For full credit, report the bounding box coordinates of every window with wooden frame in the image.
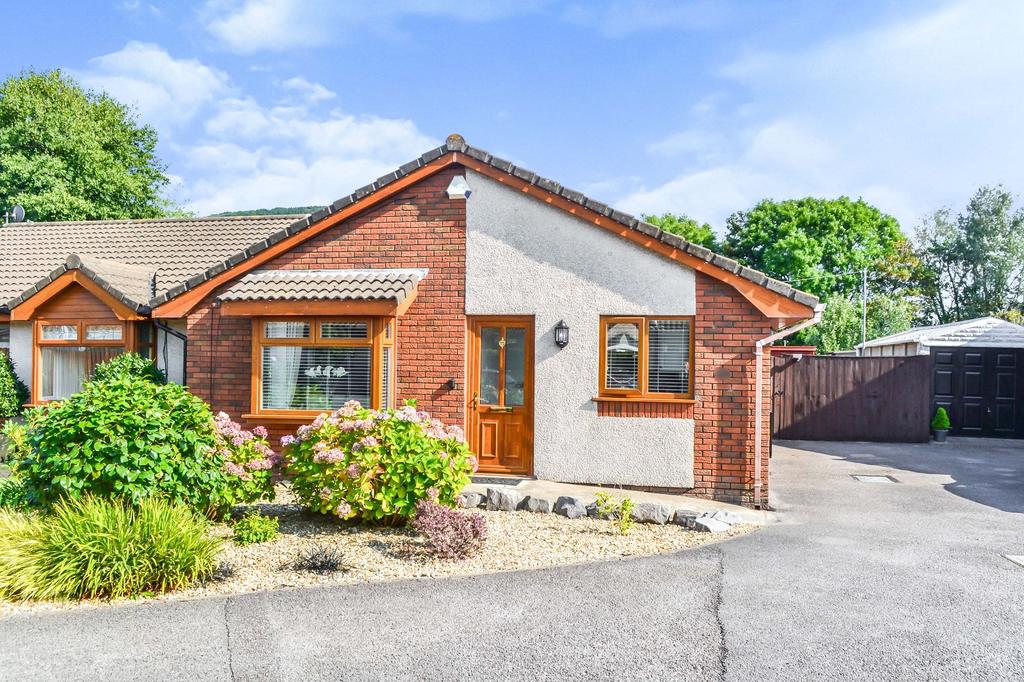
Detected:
[598,316,694,400]
[251,317,395,418]
[35,320,127,401]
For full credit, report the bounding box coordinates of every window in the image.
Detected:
[36,320,126,401]
[599,316,693,399]
[254,317,395,415]
[0,323,9,349]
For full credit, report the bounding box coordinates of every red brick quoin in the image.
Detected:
[184,167,467,445]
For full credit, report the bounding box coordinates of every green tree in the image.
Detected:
[801,293,917,353]
[915,186,1024,323]
[723,197,916,300]
[643,213,719,251]
[0,70,170,222]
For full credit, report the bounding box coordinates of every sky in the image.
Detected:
[3,0,1022,234]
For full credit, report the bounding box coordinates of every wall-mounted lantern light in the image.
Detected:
[554,320,570,348]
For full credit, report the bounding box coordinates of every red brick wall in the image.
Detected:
[596,400,694,418]
[185,167,467,444]
[692,273,774,506]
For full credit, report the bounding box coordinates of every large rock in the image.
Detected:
[554,496,588,519]
[671,509,699,528]
[708,510,742,526]
[459,493,485,509]
[630,502,672,524]
[694,516,732,533]
[486,487,521,512]
[520,496,553,513]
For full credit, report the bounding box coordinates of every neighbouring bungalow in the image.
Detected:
[0,135,820,506]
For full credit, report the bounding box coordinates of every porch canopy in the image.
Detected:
[217,268,427,316]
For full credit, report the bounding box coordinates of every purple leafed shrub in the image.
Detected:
[411,494,487,560]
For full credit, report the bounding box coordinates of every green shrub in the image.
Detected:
[0,496,220,601]
[0,353,28,418]
[931,407,951,431]
[1,420,30,463]
[91,352,166,384]
[16,376,279,516]
[232,510,278,545]
[595,491,636,535]
[285,401,476,524]
[0,476,31,510]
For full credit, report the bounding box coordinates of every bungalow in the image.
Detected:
[0,135,820,506]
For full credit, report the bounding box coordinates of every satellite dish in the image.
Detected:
[11,205,24,222]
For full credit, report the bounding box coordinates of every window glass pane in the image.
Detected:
[41,347,121,400]
[381,346,391,409]
[605,321,639,390]
[479,327,501,405]
[136,323,153,344]
[42,324,78,341]
[384,320,393,340]
[262,346,372,410]
[0,323,9,344]
[504,327,526,407]
[320,321,368,339]
[264,321,310,339]
[86,325,123,341]
[648,319,691,394]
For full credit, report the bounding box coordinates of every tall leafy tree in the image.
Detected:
[643,213,719,251]
[915,186,1024,323]
[0,70,170,222]
[801,293,917,353]
[723,197,916,300]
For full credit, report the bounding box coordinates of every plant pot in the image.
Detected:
[933,429,948,443]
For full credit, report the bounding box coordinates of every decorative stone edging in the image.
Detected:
[458,488,745,534]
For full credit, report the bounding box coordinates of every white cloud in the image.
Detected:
[76,42,230,134]
[620,0,1024,231]
[202,0,544,53]
[281,76,336,104]
[179,96,438,214]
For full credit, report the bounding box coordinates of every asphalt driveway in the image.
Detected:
[1,438,1022,681]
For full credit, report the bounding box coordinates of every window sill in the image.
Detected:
[241,412,325,423]
[591,396,697,405]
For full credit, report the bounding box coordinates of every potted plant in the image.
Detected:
[931,407,951,442]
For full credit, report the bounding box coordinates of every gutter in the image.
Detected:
[752,303,824,508]
[153,320,187,385]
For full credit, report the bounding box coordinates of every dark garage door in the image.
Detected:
[932,348,1024,438]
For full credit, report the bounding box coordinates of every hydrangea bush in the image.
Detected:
[285,401,477,524]
[12,373,279,516]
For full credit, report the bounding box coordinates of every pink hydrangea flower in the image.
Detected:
[253,425,268,439]
[334,501,352,518]
[281,434,297,447]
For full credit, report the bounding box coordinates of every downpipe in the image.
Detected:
[752,304,824,508]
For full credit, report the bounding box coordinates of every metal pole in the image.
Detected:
[861,267,868,355]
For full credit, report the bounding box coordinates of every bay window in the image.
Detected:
[599,316,693,400]
[253,317,395,416]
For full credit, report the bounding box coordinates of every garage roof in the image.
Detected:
[859,316,1024,350]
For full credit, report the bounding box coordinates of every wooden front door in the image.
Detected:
[467,316,534,475]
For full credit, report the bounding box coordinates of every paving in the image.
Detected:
[1,438,1022,680]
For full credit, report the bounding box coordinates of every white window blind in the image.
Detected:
[647,319,690,394]
[320,321,368,339]
[262,346,372,410]
[381,346,391,409]
[264,321,310,339]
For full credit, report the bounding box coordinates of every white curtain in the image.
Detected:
[263,346,303,409]
[42,348,85,400]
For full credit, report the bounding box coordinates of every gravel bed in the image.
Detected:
[0,485,754,617]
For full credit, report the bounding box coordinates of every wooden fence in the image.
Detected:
[772,354,931,442]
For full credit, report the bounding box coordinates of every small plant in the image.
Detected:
[0,476,31,510]
[595,491,636,535]
[91,352,166,384]
[232,510,279,545]
[285,400,476,524]
[0,496,221,601]
[411,493,487,560]
[1,420,30,463]
[294,544,345,574]
[0,353,28,418]
[931,407,951,431]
